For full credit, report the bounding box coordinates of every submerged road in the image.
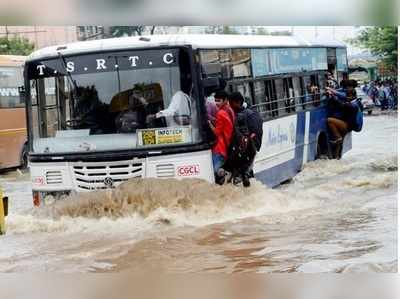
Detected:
[0,112,397,273]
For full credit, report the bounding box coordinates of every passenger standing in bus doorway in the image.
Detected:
[208,90,235,185]
[226,92,263,187]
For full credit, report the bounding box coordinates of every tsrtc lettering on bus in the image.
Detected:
[34,52,175,76]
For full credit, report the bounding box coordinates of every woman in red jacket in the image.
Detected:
[208,90,235,184]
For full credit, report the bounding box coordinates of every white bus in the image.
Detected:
[23,35,350,206]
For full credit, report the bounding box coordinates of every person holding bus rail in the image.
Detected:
[226,92,263,187]
[208,90,235,184]
[326,80,359,159]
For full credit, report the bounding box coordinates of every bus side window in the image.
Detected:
[298,76,307,110]
[292,77,304,111]
[319,72,328,105]
[234,82,253,107]
[248,81,255,106]
[265,80,278,118]
[218,49,232,79]
[231,49,251,78]
[283,77,295,114]
[37,78,58,138]
[199,50,221,78]
[275,78,285,117]
[199,49,233,79]
[253,80,267,118]
[0,67,24,109]
[310,74,321,106]
[303,75,312,109]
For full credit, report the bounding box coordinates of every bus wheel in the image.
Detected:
[316,133,329,160]
[20,144,28,169]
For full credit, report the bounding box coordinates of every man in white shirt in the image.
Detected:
[154,90,192,127]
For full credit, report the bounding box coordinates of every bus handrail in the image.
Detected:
[251,92,326,108]
[250,92,327,116]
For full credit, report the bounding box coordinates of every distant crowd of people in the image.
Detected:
[361,79,398,110]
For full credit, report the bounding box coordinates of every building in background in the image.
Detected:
[348,52,378,82]
[0,26,77,50]
[76,26,109,41]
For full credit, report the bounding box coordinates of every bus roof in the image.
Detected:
[27,34,347,61]
[0,55,26,67]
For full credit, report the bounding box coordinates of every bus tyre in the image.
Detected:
[20,144,28,169]
[0,189,7,235]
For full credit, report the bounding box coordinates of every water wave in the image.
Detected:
[369,156,398,172]
[6,178,326,234]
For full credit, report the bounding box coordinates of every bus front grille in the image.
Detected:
[156,163,175,178]
[72,160,144,191]
[46,171,63,185]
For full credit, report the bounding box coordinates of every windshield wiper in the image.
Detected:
[57,52,80,98]
[57,52,83,127]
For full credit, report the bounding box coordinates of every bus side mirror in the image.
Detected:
[2,197,8,217]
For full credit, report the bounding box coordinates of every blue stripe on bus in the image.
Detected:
[254,106,351,188]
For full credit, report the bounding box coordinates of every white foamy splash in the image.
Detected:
[1,115,396,273]
[6,147,397,236]
[6,177,327,235]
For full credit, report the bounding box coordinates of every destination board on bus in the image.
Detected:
[251,48,328,77]
[137,127,192,147]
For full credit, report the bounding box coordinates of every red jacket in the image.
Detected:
[212,104,235,159]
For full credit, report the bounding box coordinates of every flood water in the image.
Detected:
[0,113,397,273]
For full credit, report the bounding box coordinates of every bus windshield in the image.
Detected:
[26,47,202,154]
[0,66,24,108]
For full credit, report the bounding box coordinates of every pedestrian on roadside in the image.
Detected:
[378,82,387,110]
[367,81,379,105]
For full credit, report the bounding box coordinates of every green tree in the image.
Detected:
[205,26,239,35]
[0,36,35,55]
[205,26,221,34]
[109,26,146,37]
[255,27,269,35]
[269,30,292,36]
[222,26,239,35]
[349,26,398,71]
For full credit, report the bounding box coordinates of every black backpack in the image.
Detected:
[228,110,257,163]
